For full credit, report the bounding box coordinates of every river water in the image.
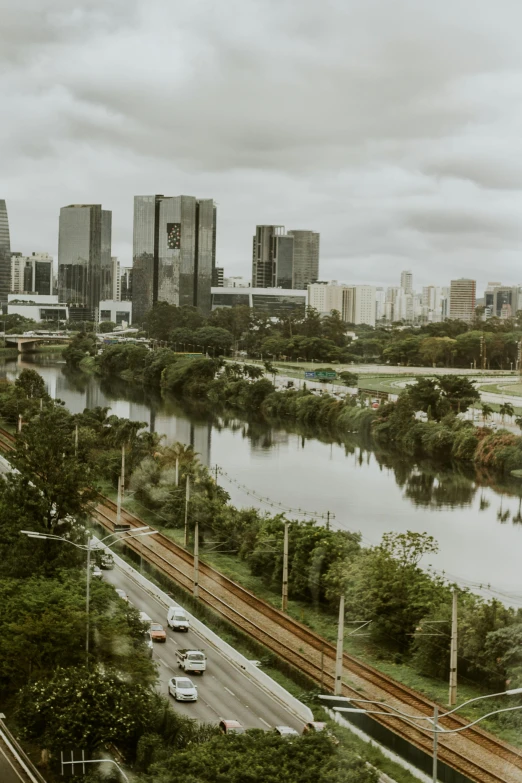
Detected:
[4,354,522,604]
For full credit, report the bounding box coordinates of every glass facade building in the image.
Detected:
[132,194,217,324]
[252,225,319,290]
[211,287,306,316]
[58,204,112,317]
[0,200,11,305]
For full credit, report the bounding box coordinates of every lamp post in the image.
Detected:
[21,526,158,666]
[321,689,522,783]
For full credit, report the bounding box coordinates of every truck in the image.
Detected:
[176,649,207,674]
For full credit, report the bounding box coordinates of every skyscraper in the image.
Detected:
[252,226,319,290]
[0,200,11,305]
[400,270,413,294]
[11,252,53,295]
[132,194,217,323]
[449,279,476,321]
[287,230,319,289]
[58,204,112,317]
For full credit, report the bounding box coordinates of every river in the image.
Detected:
[4,354,522,605]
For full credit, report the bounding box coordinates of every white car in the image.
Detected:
[91,565,103,578]
[115,588,128,602]
[167,606,190,632]
[168,676,198,702]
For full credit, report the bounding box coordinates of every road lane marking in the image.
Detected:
[224,686,235,697]
[168,637,179,646]
[259,718,271,728]
[156,657,168,667]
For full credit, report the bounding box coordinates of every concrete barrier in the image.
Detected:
[96,539,314,725]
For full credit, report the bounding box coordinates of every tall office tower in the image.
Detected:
[120,267,132,301]
[111,257,121,301]
[0,200,11,305]
[252,225,286,288]
[58,204,112,317]
[133,194,217,323]
[252,225,319,289]
[400,270,413,294]
[287,230,320,289]
[375,287,385,321]
[11,252,53,295]
[449,279,476,321]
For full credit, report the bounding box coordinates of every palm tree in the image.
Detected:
[481,403,494,425]
[515,416,522,433]
[499,402,514,425]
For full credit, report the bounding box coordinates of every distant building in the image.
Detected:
[111,257,121,301]
[11,252,53,296]
[211,286,306,316]
[0,200,11,305]
[7,293,67,323]
[307,281,343,314]
[99,299,132,326]
[400,270,413,294]
[342,285,376,327]
[132,194,217,323]
[491,286,521,319]
[252,225,319,290]
[375,287,385,321]
[58,204,112,318]
[120,267,132,301]
[223,276,250,288]
[449,279,476,321]
[213,267,224,287]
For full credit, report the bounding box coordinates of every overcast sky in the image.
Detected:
[3,0,522,292]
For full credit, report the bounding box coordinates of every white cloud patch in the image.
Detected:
[2,0,522,289]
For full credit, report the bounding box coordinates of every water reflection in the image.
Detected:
[3,354,522,594]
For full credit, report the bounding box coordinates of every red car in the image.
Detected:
[150,622,167,642]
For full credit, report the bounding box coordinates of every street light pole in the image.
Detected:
[334,594,345,695]
[193,516,199,598]
[449,589,458,706]
[282,520,289,612]
[21,527,157,667]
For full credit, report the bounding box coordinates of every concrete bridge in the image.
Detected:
[3,334,71,352]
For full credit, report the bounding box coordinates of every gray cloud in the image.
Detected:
[3,0,522,290]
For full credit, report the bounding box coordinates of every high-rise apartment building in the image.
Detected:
[11,252,53,296]
[252,225,319,290]
[58,204,112,317]
[0,200,11,305]
[111,257,121,301]
[400,270,413,294]
[307,281,343,313]
[132,194,217,323]
[342,285,376,326]
[449,279,476,321]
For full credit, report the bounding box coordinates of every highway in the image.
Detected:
[102,565,305,732]
[0,726,43,783]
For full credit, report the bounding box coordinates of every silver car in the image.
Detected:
[168,676,198,702]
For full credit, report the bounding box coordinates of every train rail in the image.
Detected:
[1,425,521,783]
[93,495,522,783]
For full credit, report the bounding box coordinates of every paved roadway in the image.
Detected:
[102,566,305,732]
[0,730,40,783]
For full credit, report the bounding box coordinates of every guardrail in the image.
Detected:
[96,538,314,726]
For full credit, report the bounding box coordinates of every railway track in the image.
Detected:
[93,495,522,783]
[1,425,521,782]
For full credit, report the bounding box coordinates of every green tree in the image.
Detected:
[499,402,515,424]
[437,375,480,413]
[406,378,443,418]
[481,403,494,424]
[14,368,48,399]
[98,320,116,333]
[339,371,358,387]
[193,326,234,355]
[18,666,159,756]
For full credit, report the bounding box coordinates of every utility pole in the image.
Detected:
[17,414,22,433]
[193,517,199,598]
[184,474,190,548]
[85,537,91,668]
[116,475,122,528]
[326,511,330,531]
[74,424,78,457]
[175,457,179,487]
[334,594,345,695]
[432,705,439,783]
[215,464,219,486]
[449,589,458,706]
[282,520,289,612]
[121,444,125,497]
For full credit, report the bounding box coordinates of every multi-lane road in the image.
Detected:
[102,565,305,733]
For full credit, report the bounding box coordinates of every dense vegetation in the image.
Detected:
[0,374,377,782]
[124,301,522,368]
